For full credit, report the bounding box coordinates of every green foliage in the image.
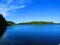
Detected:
[18,21,55,25]
[7,21,59,26]
[7,21,16,26]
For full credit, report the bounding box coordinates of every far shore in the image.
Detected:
[7,21,60,26]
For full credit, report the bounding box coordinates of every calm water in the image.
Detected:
[0,24,60,45]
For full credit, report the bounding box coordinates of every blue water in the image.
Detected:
[0,24,60,45]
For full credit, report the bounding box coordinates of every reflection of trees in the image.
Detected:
[0,14,7,37]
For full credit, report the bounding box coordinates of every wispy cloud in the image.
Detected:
[0,0,31,16]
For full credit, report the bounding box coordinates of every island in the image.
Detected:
[7,21,60,26]
[18,21,55,25]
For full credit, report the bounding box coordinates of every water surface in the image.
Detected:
[0,24,60,45]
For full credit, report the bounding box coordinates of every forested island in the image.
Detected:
[7,21,60,26]
[0,14,59,26]
[1,15,57,26]
[18,21,55,25]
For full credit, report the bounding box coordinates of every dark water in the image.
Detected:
[0,24,60,45]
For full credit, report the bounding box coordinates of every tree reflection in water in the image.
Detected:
[0,14,7,37]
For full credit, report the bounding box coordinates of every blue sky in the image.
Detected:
[0,0,60,23]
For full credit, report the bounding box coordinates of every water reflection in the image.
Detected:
[0,14,7,37]
[0,25,60,45]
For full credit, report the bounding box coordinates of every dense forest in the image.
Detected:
[7,21,16,26]
[18,21,55,25]
[6,21,60,26]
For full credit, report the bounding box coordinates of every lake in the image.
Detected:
[0,24,60,45]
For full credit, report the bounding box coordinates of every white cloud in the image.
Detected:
[0,0,31,16]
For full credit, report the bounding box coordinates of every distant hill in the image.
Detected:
[7,21,16,26]
[18,21,55,25]
[7,21,60,26]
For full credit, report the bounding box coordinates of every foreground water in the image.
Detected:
[0,24,60,45]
